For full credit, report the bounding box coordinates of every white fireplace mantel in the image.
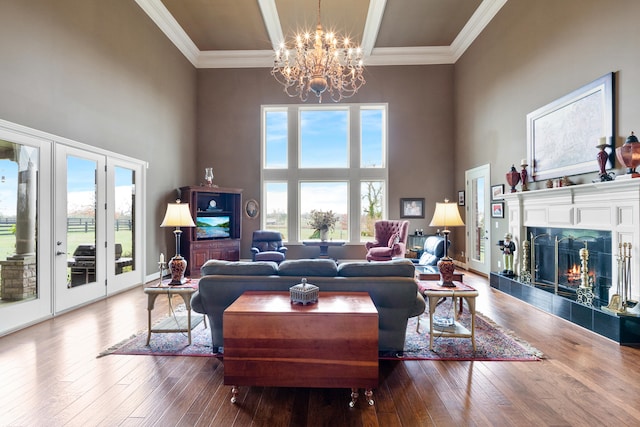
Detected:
[503,178,640,300]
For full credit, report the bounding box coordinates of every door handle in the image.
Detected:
[56,251,66,256]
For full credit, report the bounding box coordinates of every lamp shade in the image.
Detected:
[160,201,195,228]
[429,201,464,229]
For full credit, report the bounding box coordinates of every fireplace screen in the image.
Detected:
[527,227,612,306]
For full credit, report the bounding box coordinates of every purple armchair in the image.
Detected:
[365,220,410,261]
[250,230,288,263]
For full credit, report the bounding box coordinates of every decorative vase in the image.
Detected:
[596,141,614,181]
[616,132,640,178]
[204,167,214,187]
[506,164,521,193]
[520,160,529,191]
[319,228,329,242]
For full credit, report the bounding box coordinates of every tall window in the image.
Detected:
[262,104,387,243]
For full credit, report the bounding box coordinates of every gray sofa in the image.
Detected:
[191,258,426,353]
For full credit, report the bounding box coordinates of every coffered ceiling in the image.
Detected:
[134,0,507,68]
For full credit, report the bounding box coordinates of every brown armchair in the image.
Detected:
[365,220,410,261]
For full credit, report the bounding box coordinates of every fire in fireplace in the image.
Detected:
[527,226,612,306]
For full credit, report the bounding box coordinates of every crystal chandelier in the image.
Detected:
[271,0,365,103]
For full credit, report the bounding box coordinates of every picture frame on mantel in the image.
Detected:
[527,72,615,181]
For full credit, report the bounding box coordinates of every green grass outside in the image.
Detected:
[0,230,133,260]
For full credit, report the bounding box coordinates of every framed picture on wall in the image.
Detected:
[527,72,614,181]
[458,191,465,206]
[400,198,425,218]
[491,202,504,218]
[244,199,259,219]
[491,184,504,200]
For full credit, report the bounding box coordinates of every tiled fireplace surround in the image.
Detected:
[490,179,640,344]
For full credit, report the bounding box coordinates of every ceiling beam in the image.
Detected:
[361,0,387,57]
[257,0,284,51]
[134,0,199,67]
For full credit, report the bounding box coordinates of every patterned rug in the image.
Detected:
[98,301,543,361]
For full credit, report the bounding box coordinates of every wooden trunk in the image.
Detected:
[223,291,378,389]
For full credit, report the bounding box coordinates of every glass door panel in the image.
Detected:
[466,164,490,275]
[0,132,52,335]
[55,147,105,313]
[107,159,144,294]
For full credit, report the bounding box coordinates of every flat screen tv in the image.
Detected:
[196,215,230,239]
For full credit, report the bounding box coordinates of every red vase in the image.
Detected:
[506,165,521,193]
[616,132,640,178]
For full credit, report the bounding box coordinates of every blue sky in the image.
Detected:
[264,107,384,215]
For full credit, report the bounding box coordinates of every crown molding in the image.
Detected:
[365,46,456,66]
[197,50,274,69]
[137,0,508,69]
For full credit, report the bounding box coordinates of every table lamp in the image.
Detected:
[160,200,196,285]
[429,199,465,287]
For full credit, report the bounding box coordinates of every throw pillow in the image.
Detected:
[388,232,400,248]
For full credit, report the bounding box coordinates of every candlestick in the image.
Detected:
[160,252,164,264]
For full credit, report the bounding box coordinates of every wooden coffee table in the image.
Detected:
[223,291,378,407]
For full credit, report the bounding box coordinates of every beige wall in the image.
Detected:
[454,0,640,270]
[4,0,632,269]
[196,65,456,259]
[0,0,198,274]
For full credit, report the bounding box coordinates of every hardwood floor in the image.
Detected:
[2,271,640,426]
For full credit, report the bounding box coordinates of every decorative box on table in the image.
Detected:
[290,278,319,305]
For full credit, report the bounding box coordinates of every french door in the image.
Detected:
[0,120,145,335]
[54,147,107,312]
[54,148,145,312]
[465,164,491,275]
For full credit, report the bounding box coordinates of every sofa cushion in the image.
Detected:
[278,259,338,277]
[200,260,278,276]
[338,259,415,278]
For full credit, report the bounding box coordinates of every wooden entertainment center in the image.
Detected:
[179,186,242,276]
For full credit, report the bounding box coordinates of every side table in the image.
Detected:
[143,280,204,345]
[418,280,478,351]
[302,239,346,259]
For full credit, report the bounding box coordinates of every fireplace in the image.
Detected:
[503,179,640,303]
[527,226,612,306]
[491,179,640,344]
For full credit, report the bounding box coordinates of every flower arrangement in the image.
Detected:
[307,209,338,237]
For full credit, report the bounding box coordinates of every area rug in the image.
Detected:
[98,302,543,361]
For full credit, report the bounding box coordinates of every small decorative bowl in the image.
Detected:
[290,278,319,305]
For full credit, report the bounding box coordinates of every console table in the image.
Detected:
[302,239,346,259]
[223,291,378,407]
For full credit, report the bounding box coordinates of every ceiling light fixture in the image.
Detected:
[271,0,365,103]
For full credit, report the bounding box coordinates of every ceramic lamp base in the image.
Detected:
[168,255,187,285]
[437,257,457,287]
